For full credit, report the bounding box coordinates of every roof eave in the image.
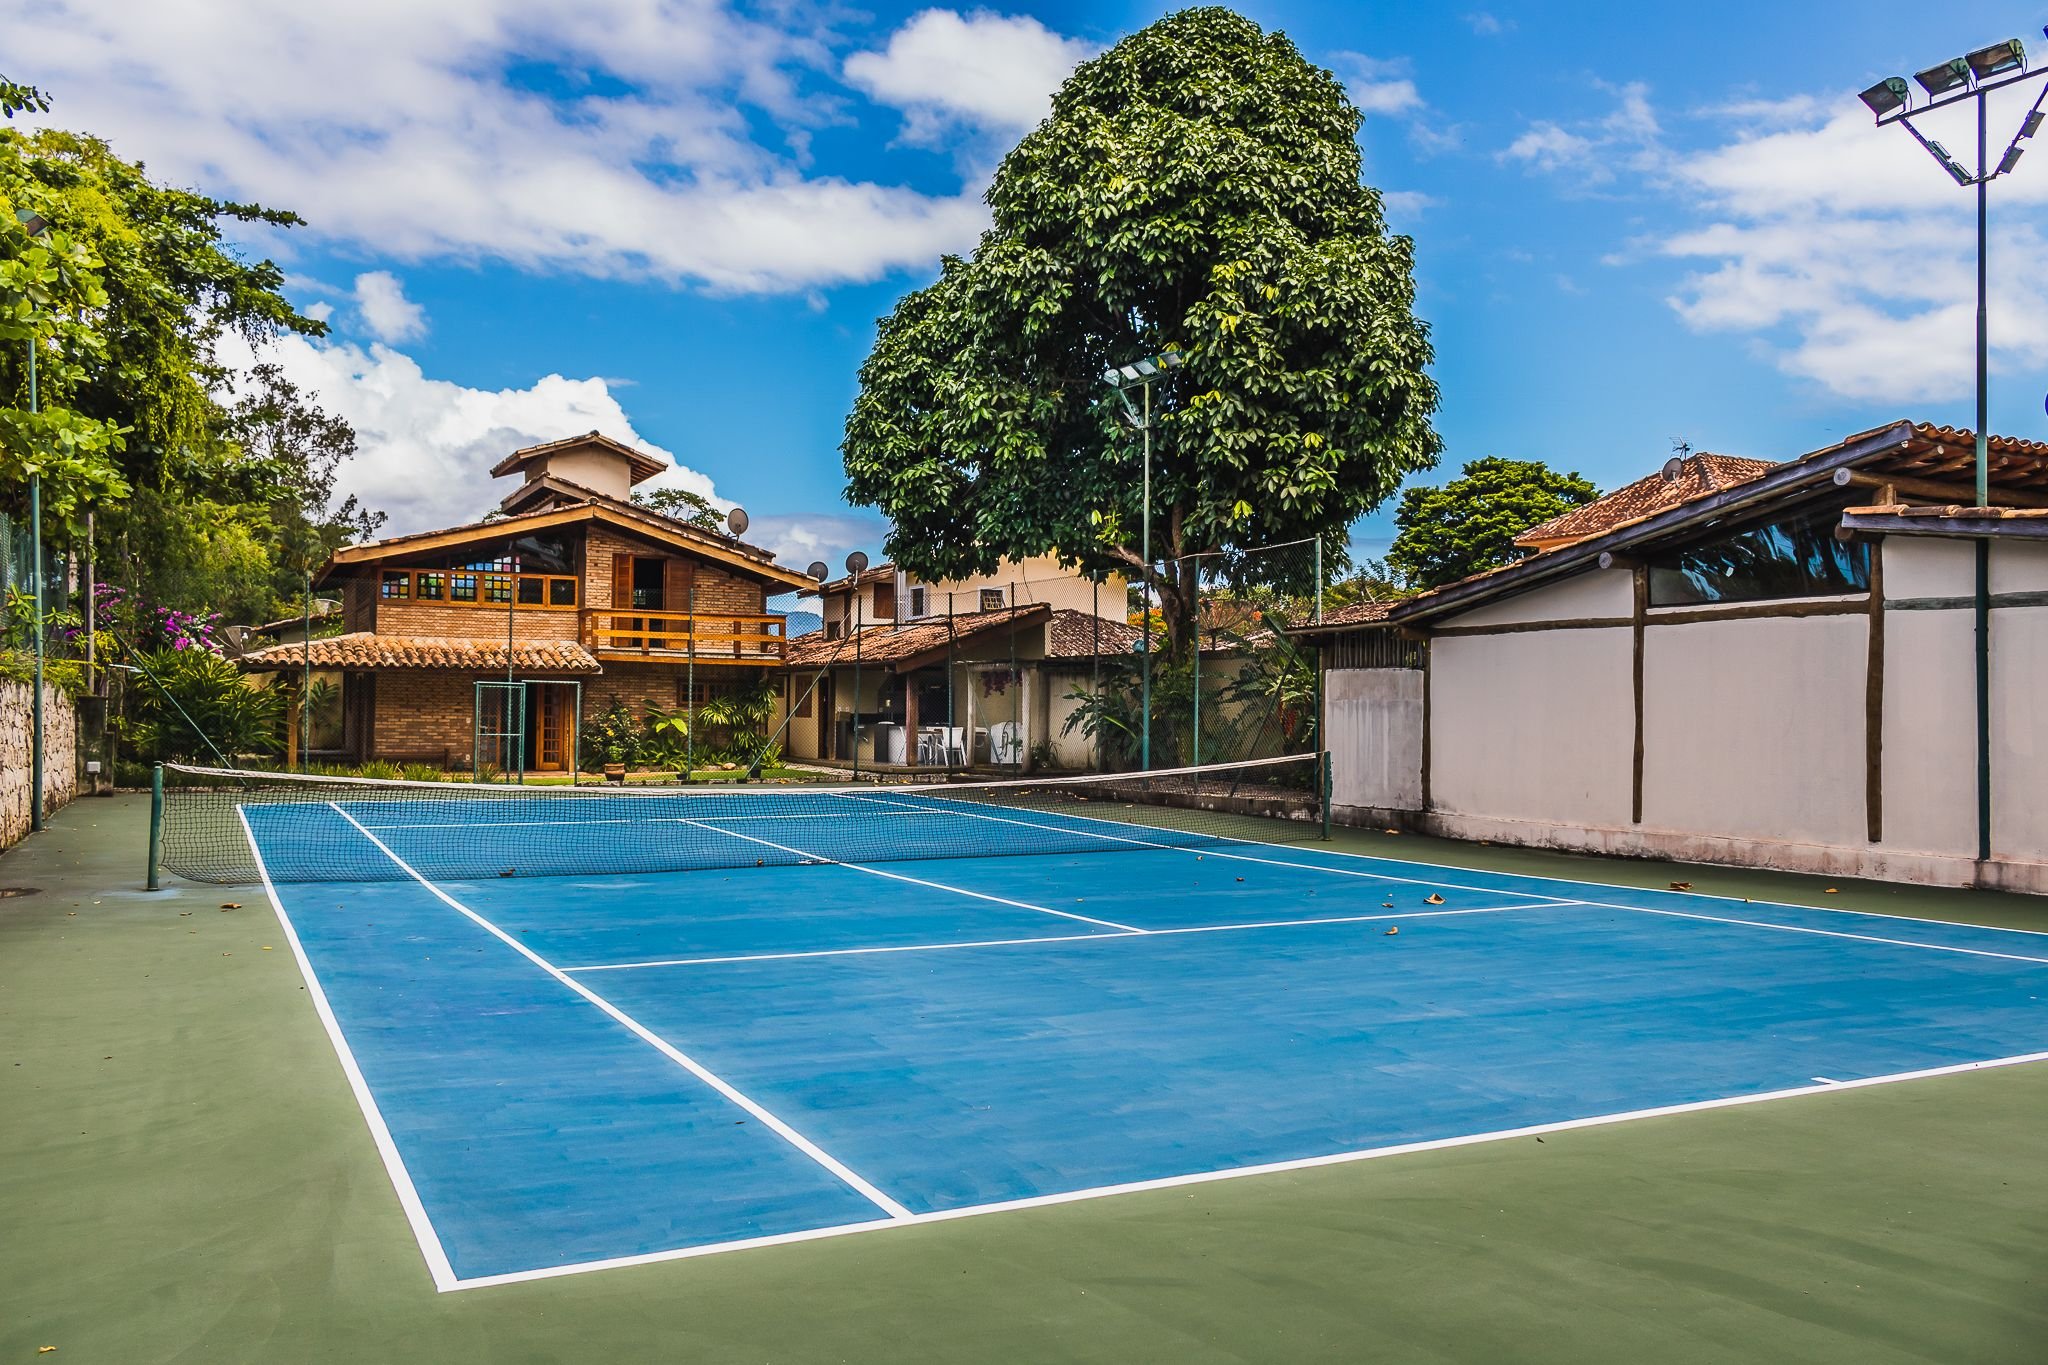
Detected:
[1391,421,1917,627]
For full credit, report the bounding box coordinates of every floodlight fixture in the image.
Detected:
[1859,77,1911,119]
[1103,349,1185,388]
[1927,141,1976,184]
[1915,57,1972,97]
[1966,38,2026,81]
[2023,110,2045,138]
[1999,145,2027,174]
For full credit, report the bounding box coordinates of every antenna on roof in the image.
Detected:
[807,560,828,582]
[845,550,869,576]
[726,506,749,537]
[1663,440,1692,482]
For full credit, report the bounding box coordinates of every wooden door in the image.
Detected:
[535,686,565,771]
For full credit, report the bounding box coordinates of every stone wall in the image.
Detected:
[1,680,79,850]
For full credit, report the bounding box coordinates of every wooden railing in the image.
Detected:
[585,610,788,662]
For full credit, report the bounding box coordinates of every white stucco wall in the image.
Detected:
[1880,604,1977,858]
[1326,668,1423,812]
[1439,568,1633,630]
[1428,627,1634,827]
[1640,613,1869,848]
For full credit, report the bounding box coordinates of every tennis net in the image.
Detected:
[159,754,1326,885]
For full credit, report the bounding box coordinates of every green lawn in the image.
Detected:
[2,796,2043,1364]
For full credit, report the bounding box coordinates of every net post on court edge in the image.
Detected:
[146,762,164,891]
[1320,748,1333,842]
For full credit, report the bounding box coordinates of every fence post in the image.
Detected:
[147,763,164,890]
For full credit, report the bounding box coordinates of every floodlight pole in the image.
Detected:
[1865,36,2048,867]
[1140,381,1152,771]
[27,326,43,833]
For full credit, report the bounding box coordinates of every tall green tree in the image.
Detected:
[3,118,361,622]
[1386,457,1599,589]
[841,7,1440,659]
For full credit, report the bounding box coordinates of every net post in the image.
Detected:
[147,762,163,891]
[1320,748,1333,842]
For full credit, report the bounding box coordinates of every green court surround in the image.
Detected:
[3,794,2044,1364]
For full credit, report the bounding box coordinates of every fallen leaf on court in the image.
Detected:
[1382,828,1399,835]
[178,912,191,917]
[1669,882,1692,892]
[1824,887,1839,894]
[38,1348,55,1354]
[219,902,240,909]
[262,946,274,951]
[1384,927,1399,936]
[1425,894,1445,905]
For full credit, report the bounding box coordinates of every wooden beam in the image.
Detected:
[1865,541,1884,844]
[1833,467,2048,509]
[1631,566,1646,826]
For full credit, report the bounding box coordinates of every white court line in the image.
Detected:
[1224,824,2048,943]
[359,811,931,830]
[840,791,1578,907]
[238,808,460,1293]
[562,902,1562,973]
[445,1046,2048,1291]
[1594,902,2048,967]
[668,812,1148,935]
[321,802,914,1225]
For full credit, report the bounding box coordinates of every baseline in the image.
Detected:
[448,1047,2048,1291]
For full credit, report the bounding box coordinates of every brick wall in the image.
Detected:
[375,599,582,643]
[361,672,474,765]
[584,525,768,616]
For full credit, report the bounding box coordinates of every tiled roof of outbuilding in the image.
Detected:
[1516,454,1774,550]
[238,633,601,673]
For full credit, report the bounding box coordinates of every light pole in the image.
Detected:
[1859,31,2047,865]
[1104,349,1184,770]
[17,208,50,832]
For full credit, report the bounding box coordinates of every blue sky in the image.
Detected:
[11,0,2048,568]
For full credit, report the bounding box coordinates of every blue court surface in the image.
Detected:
[238,791,2048,1291]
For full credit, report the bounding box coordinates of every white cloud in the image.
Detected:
[1501,82,1664,183]
[745,511,890,572]
[352,271,427,344]
[1464,13,1513,37]
[8,0,1002,293]
[843,9,1096,147]
[216,330,723,536]
[1331,53,1422,119]
[1656,87,2048,401]
[1380,190,1438,218]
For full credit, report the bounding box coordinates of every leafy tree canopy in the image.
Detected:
[1385,457,1599,589]
[630,485,726,534]
[3,116,370,622]
[841,6,1440,658]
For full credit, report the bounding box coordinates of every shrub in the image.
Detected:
[400,763,443,783]
[123,647,283,762]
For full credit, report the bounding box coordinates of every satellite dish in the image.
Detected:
[807,560,829,582]
[1661,455,1686,482]
[726,506,749,536]
[845,550,870,576]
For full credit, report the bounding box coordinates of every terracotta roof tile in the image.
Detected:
[783,605,1049,669]
[1046,609,1142,658]
[239,632,601,673]
[1516,454,1775,550]
[1288,599,1399,632]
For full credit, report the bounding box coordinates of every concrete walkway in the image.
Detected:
[2,794,2045,1363]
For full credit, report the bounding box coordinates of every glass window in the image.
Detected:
[484,573,513,604]
[979,588,1005,612]
[415,572,446,601]
[450,573,477,603]
[1648,505,1869,607]
[549,578,577,607]
[517,577,544,606]
[379,571,411,600]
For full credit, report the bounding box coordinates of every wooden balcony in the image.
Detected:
[585,610,788,665]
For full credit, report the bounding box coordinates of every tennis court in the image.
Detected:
[197,760,2048,1293]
